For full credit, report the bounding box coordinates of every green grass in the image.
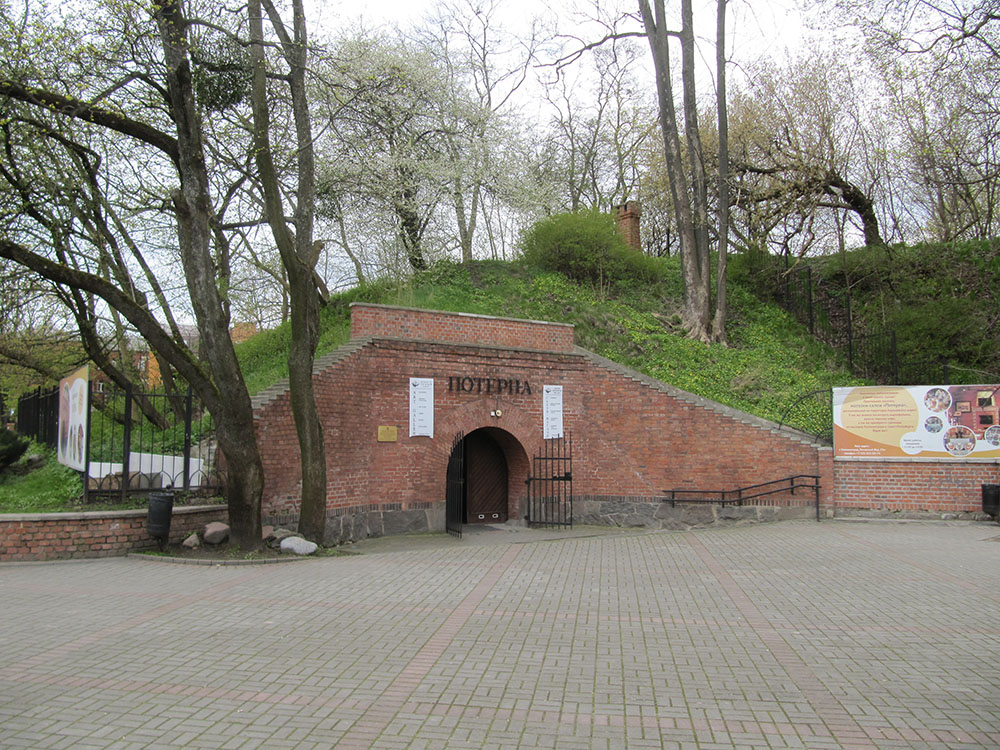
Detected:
[0,447,83,513]
[8,252,867,513]
[231,256,862,437]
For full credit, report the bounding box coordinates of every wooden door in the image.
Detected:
[464,430,508,523]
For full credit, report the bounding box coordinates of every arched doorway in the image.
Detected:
[446,428,512,531]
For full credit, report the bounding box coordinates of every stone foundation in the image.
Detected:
[265,505,445,547]
[572,496,816,530]
[834,507,996,522]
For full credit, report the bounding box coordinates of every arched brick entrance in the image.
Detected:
[254,303,835,544]
[446,427,529,525]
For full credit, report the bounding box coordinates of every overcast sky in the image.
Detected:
[309,0,833,65]
[299,0,855,128]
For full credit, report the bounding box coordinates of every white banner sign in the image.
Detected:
[409,377,434,438]
[543,385,564,439]
[833,384,1000,459]
[58,365,90,471]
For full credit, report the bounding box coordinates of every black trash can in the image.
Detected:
[147,491,175,547]
[984,484,999,518]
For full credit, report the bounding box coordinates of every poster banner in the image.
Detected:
[58,365,90,471]
[833,384,1000,459]
[543,385,564,439]
[409,377,434,438]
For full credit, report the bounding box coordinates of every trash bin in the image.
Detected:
[983,484,999,518]
[147,491,175,548]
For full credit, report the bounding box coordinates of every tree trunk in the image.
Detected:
[251,0,327,542]
[154,0,263,547]
[639,0,712,342]
[712,0,729,344]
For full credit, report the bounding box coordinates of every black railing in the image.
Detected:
[87,384,222,502]
[15,386,59,449]
[527,434,573,528]
[663,475,821,521]
[17,381,223,503]
[769,264,956,386]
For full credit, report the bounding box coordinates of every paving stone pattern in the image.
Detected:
[1,520,999,749]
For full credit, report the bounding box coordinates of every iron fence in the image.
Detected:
[770,264,956,386]
[16,386,59,449]
[17,381,223,503]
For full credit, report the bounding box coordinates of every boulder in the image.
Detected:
[203,521,230,545]
[266,527,298,549]
[280,536,318,556]
[181,532,201,549]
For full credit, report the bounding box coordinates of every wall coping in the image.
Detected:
[0,504,226,523]
[348,302,575,333]
[834,457,1000,465]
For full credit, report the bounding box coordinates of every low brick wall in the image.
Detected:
[834,459,999,518]
[0,505,228,562]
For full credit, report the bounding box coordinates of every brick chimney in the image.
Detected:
[613,201,641,251]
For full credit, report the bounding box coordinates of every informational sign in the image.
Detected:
[833,384,1000,459]
[58,365,90,471]
[543,385,564,439]
[409,377,434,438]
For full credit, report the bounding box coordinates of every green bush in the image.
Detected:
[520,210,660,291]
[0,430,30,473]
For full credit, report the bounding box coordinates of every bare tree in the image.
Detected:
[0,0,264,548]
[247,0,326,542]
[638,0,719,342]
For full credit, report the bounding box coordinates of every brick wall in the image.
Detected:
[0,505,228,562]
[350,303,575,353]
[256,310,832,537]
[614,202,641,251]
[834,460,999,514]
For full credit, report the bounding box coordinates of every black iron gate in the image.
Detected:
[445,431,464,537]
[527,434,573,528]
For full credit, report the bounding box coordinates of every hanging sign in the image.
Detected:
[409,377,434,438]
[833,384,1000,459]
[58,365,90,471]
[543,385,564,439]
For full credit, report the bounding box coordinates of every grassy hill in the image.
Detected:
[750,239,1000,385]
[237,255,864,440]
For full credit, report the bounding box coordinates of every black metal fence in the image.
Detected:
[16,381,223,503]
[772,265,954,386]
[663,475,821,521]
[527,434,573,528]
[16,386,60,449]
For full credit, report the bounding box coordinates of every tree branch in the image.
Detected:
[0,81,180,165]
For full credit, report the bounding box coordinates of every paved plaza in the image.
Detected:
[1,519,999,749]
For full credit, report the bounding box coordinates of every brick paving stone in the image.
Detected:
[1,520,999,748]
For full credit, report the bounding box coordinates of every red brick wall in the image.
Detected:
[0,505,227,562]
[256,326,832,525]
[834,460,999,513]
[350,304,575,353]
[614,202,641,251]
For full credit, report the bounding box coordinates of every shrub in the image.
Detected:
[520,210,659,291]
[0,429,30,473]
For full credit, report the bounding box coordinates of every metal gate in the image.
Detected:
[527,434,573,528]
[445,432,464,537]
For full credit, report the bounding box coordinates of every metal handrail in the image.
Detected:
[664,475,821,521]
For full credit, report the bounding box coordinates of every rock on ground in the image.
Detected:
[280,537,318,556]
[203,522,230,545]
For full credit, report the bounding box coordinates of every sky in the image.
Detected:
[310,0,829,62]
[302,0,852,111]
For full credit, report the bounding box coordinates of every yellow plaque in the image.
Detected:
[377,425,398,442]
